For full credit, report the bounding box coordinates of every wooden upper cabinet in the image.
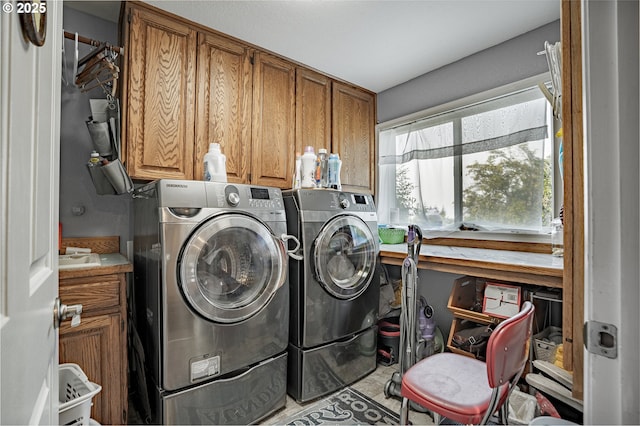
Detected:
[251,52,297,188]
[125,5,197,180]
[195,31,252,183]
[332,82,376,194]
[121,3,376,192]
[296,68,332,152]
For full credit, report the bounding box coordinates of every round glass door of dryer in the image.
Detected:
[313,215,377,299]
[179,213,286,323]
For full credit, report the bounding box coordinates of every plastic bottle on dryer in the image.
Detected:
[203,143,227,182]
[315,148,328,187]
[300,146,317,188]
[327,153,342,190]
[293,152,302,189]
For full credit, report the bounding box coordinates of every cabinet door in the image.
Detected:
[251,52,296,188]
[296,68,331,152]
[60,314,124,425]
[332,82,376,194]
[196,32,252,183]
[125,6,197,180]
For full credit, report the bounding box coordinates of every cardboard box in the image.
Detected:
[447,276,499,324]
[482,282,521,319]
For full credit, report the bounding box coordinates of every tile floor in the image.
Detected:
[260,363,434,425]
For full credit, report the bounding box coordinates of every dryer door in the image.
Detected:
[179,213,287,323]
[313,215,378,299]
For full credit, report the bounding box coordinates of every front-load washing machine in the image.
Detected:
[283,189,380,402]
[132,180,298,424]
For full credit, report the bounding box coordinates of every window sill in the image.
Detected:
[419,230,552,254]
[379,243,563,288]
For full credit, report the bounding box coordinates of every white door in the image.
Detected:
[0,2,63,424]
[582,0,640,424]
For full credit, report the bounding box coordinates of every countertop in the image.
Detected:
[59,253,133,279]
[379,243,563,288]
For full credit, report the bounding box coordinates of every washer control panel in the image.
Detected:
[205,182,284,211]
[247,187,282,209]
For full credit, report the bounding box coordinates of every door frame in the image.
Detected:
[581,0,640,423]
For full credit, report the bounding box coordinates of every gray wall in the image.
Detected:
[377,20,561,123]
[383,266,459,338]
[60,7,132,255]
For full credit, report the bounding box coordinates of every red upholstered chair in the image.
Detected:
[400,301,535,425]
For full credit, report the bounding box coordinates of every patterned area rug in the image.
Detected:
[280,387,399,425]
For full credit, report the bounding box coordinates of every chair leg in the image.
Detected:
[499,402,506,425]
[400,397,410,425]
[499,395,510,425]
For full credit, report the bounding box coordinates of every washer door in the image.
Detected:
[179,213,286,323]
[313,215,378,299]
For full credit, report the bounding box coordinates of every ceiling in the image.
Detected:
[65,0,560,93]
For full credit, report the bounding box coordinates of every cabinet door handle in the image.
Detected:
[53,297,83,329]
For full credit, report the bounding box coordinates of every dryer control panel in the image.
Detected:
[290,189,376,213]
[333,192,375,213]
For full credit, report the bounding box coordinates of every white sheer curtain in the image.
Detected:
[377,86,551,232]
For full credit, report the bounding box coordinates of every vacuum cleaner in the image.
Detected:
[384,224,436,399]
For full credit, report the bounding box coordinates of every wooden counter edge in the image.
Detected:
[380,251,563,289]
[59,262,133,280]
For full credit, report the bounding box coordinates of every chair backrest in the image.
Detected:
[485,301,535,388]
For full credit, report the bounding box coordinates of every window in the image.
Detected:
[378,77,559,240]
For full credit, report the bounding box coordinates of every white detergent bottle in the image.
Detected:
[293,152,302,189]
[203,143,227,182]
[300,146,317,188]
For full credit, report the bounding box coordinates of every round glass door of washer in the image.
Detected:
[179,213,286,323]
[313,215,378,300]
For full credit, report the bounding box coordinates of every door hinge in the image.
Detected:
[584,320,617,359]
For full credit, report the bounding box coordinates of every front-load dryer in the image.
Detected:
[132,180,298,424]
[283,189,380,402]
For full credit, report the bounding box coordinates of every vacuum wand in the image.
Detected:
[384,224,424,400]
[407,224,422,264]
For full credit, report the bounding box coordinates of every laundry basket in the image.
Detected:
[59,363,102,426]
